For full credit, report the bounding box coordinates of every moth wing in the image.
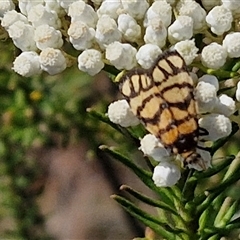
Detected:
[119,69,178,146]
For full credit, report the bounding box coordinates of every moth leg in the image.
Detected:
[196,145,211,152]
[199,127,209,136]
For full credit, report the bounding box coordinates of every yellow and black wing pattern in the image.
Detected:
[119,50,202,166]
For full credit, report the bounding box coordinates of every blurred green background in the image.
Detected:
[0,38,148,239]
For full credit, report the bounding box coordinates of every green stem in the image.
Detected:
[120,185,178,215]
[99,145,176,207]
[112,194,187,240]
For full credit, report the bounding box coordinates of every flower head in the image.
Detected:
[195,81,218,113]
[223,32,240,58]
[78,49,104,76]
[201,43,227,69]
[107,99,140,127]
[7,21,37,51]
[152,162,181,187]
[0,0,15,17]
[40,48,66,75]
[144,1,171,27]
[68,1,97,28]
[213,94,236,117]
[106,42,137,70]
[34,24,63,50]
[173,39,198,65]
[95,15,122,49]
[139,134,170,161]
[199,114,232,141]
[28,4,61,28]
[168,16,193,44]
[177,0,206,32]
[68,21,95,50]
[206,5,233,35]
[136,44,162,69]
[12,51,42,77]
[117,14,141,43]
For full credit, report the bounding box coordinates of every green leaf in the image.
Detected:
[214,198,240,228]
[99,145,176,207]
[87,108,123,132]
[231,60,240,72]
[87,108,141,144]
[192,154,240,215]
[191,62,239,79]
[193,155,235,180]
[199,205,215,232]
[222,152,240,182]
[112,194,186,240]
[120,185,178,216]
[211,122,239,155]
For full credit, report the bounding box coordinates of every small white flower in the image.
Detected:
[139,134,170,161]
[18,0,44,15]
[152,162,181,187]
[198,75,219,91]
[199,114,232,141]
[168,16,193,44]
[206,5,233,35]
[121,0,149,20]
[40,48,66,75]
[117,14,141,43]
[195,81,218,113]
[173,39,198,65]
[105,41,137,70]
[27,4,61,29]
[107,99,140,127]
[0,0,15,17]
[136,44,162,69]
[34,24,63,50]
[97,0,123,19]
[12,51,42,77]
[68,1,98,28]
[144,0,172,27]
[78,49,104,76]
[213,94,236,117]
[1,10,27,29]
[177,0,206,32]
[95,15,122,49]
[223,32,240,58]
[236,81,240,102]
[68,21,95,50]
[7,21,37,51]
[221,0,240,14]
[201,43,227,69]
[45,0,62,14]
[144,17,167,48]
[57,0,78,10]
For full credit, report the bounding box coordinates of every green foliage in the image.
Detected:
[91,105,240,239]
[0,41,104,239]
[87,34,240,239]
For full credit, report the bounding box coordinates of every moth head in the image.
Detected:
[182,151,207,171]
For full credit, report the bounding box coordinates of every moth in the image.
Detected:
[119,50,207,167]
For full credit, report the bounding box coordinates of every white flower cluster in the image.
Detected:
[103,0,240,187]
[1,0,240,76]
[1,0,239,187]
